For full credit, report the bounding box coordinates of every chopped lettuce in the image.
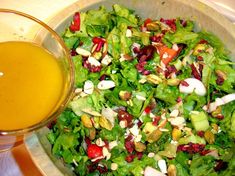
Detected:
[47,4,235,176]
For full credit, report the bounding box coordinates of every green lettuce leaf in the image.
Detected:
[72,55,88,87]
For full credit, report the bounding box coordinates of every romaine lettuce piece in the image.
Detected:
[73,55,88,87]
[190,111,209,131]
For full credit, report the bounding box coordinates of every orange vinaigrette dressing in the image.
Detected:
[0,41,64,130]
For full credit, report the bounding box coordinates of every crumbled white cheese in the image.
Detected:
[102,147,111,160]
[126,29,132,37]
[170,109,179,118]
[148,152,155,158]
[119,120,127,128]
[119,54,126,62]
[172,43,179,51]
[136,94,146,101]
[134,134,142,143]
[129,124,139,136]
[149,113,155,118]
[101,55,112,65]
[109,141,118,149]
[96,138,106,147]
[162,52,169,59]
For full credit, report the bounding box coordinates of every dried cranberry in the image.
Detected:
[190,64,201,80]
[47,119,57,129]
[100,74,107,81]
[118,110,133,127]
[198,64,203,76]
[85,137,92,146]
[137,120,143,128]
[70,49,78,56]
[125,154,135,163]
[165,65,177,78]
[95,42,103,52]
[135,61,147,73]
[216,114,224,120]
[197,131,204,137]
[69,12,80,32]
[160,18,176,31]
[152,116,161,126]
[125,140,135,153]
[216,75,225,85]
[150,35,162,42]
[176,97,182,103]
[133,47,140,53]
[180,19,187,27]
[142,70,151,75]
[197,56,203,61]
[137,45,156,61]
[144,106,152,114]
[199,39,208,44]
[200,149,211,156]
[97,165,108,174]
[136,152,143,160]
[177,143,205,154]
[92,37,105,44]
[180,80,189,87]
[144,18,152,27]
[214,160,228,171]
[83,60,102,73]
[87,163,98,173]
[125,135,134,153]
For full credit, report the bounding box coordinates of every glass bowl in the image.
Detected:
[0,9,74,151]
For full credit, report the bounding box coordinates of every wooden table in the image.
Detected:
[0,142,42,176]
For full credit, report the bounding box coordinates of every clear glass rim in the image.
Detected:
[0,8,75,136]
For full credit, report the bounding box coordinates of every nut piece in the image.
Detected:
[146,74,162,84]
[97,80,115,90]
[168,164,177,176]
[111,163,118,171]
[81,114,93,128]
[215,70,227,80]
[119,90,132,101]
[76,47,91,57]
[172,128,181,141]
[99,116,113,131]
[147,129,162,143]
[193,44,205,55]
[211,123,219,134]
[134,142,146,152]
[89,127,96,140]
[146,21,160,31]
[204,130,215,144]
[167,78,181,86]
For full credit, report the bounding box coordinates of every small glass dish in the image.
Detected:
[0,9,74,152]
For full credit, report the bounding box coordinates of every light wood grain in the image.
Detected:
[0,142,42,176]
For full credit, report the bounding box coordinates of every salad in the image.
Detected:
[47,4,235,176]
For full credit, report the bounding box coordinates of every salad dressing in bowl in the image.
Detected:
[0,41,64,130]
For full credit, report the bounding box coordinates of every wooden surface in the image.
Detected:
[0,142,42,176]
